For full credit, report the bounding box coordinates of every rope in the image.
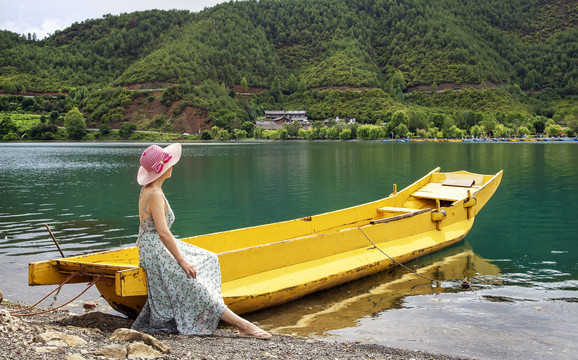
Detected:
[358,227,440,285]
[10,271,83,314]
[10,274,103,317]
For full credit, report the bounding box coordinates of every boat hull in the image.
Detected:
[29,168,502,317]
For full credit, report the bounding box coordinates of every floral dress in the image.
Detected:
[131,189,227,335]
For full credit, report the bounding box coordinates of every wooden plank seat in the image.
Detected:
[377,206,421,214]
[411,182,481,202]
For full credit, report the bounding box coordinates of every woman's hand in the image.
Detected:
[177,258,197,279]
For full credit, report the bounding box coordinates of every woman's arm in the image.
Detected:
[149,191,197,279]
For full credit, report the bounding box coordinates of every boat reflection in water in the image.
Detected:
[249,245,501,337]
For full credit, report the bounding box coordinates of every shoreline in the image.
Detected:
[0,301,467,360]
[1,137,577,145]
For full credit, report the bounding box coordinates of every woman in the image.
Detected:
[131,143,271,339]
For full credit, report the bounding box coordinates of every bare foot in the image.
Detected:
[238,323,272,339]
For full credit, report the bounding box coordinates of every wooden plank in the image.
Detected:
[370,208,431,225]
[443,178,474,187]
[376,207,419,213]
[412,183,480,201]
[444,173,484,185]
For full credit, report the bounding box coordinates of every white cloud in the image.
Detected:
[0,0,228,39]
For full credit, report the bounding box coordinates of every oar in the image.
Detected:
[45,224,65,258]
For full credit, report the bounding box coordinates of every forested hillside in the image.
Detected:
[0,0,577,141]
[2,0,577,92]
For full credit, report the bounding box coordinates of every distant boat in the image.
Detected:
[29,168,503,317]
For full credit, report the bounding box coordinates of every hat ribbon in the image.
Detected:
[151,153,172,173]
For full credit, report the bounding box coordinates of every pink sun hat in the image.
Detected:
[137,143,182,185]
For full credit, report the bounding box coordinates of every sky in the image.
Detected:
[0,0,229,39]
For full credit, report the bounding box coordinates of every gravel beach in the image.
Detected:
[0,301,466,360]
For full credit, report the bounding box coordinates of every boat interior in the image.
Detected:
[44,170,492,279]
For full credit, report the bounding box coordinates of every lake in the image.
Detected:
[1,141,577,359]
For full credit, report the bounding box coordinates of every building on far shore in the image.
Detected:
[257,110,310,129]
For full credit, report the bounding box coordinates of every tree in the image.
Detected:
[254,127,264,139]
[29,123,58,140]
[1,81,17,94]
[240,77,249,93]
[276,128,288,140]
[394,123,410,138]
[216,129,231,140]
[532,116,546,134]
[99,123,111,135]
[339,128,352,140]
[389,70,405,100]
[270,77,281,102]
[297,79,307,93]
[0,114,17,136]
[284,121,301,137]
[564,107,578,134]
[49,111,59,123]
[119,122,137,138]
[470,125,483,137]
[545,124,563,137]
[64,107,87,140]
[201,130,213,140]
[327,126,340,139]
[241,121,255,136]
[22,97,36,111]
[286,74,299,94]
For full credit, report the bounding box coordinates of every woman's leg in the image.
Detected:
[220,308,271,338]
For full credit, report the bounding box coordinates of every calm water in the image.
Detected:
[1,142,577,359]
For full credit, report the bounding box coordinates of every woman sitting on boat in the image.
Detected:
[131,143,272,339]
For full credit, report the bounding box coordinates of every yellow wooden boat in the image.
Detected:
[29,168,502,318]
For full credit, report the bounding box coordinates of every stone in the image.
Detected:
[127,342,163,359]
[33,330,87,347]
[92,344,128,359]
[0,309,15,324]
[58,311,133,331]
[0,310,23,333]
[110,327,170,354]
[34,346,65,354]
[0,287,3,302]
[66,354,86,360]
[82,301,98,310]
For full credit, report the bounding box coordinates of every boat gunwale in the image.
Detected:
[29,168,502,277]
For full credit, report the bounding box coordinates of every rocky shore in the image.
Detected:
[0,301,466,360]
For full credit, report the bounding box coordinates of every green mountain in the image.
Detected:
[1,0,576,93]
[1,0,577,141]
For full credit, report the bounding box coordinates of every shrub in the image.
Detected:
[119,122,137,138]
[216,129,231,140]
[253,127,264,139]
[327,126,340,139]
[545,124,563,137]
[517,126,530,137]
[201,130,213,140]
[29,123,58,140]
[339,128,352,140]
[369,125,386,139]
[2,132,19,141]
[276,128,288,140]
[241,121,255,136]
[99,123,111,135]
